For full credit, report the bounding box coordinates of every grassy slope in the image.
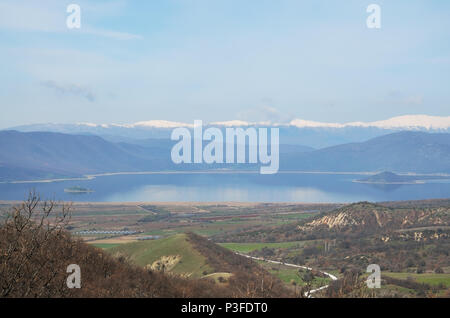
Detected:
[219,241,307,253]
[92,243,121,249]
[108,234,212,278]
[106,232,294,297]
[266,266,331,288]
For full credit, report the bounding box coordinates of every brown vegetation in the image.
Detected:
[0,193,297,298]
[0,194,255,297]
[187,232,294,297]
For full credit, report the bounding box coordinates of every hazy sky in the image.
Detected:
[1,0,449,128]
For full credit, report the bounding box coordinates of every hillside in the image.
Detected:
[0,131,206,181]
[0,205,219,297]
[298,202,450,235]
[215,201,450,242]
[0,130,173,180]
[108,232,293,297]
[0,197,293,298]
[212,201,450,297]
[108,234,212,278]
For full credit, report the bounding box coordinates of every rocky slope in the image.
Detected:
[298,202,450,234]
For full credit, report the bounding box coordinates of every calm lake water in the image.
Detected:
[1,172,450,203]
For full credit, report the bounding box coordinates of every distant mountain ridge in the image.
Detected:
[0,130,174,180]
[11,114,450,130]
[287,114,450,130]
[1,130,450,181]
[7,115,450,149]
[280,131,450,173]
[0,130,312,181]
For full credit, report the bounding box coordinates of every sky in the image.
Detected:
[0,0,449,129]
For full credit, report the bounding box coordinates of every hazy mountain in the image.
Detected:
[1,130,449,181]
[280,131,450,173]
[0,131,313,181]
[0,131,173,181]
[6,122,387,148]
[7,123,174,141]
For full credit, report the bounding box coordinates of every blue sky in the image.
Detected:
[0,0,449,128]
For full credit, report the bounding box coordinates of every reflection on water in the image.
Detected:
[358,183,404,192]
[0,172,450,203]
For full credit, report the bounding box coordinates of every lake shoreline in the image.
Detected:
[352,180,426,185]
[2,170,450,185]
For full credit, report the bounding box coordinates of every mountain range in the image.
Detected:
[7,115,450,149]
[1,128,450,181]
[280,131,450,173]
[0,131,173,180]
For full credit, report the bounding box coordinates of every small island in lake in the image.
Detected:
[64,186,94,193]
[354,171,424,185]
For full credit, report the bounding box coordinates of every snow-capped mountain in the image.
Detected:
[214,115,450,130]
[113,120,195,129]
[5,115,450,149]
[311,114,450,130]
[13,114,450,131]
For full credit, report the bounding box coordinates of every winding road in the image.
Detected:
[235,252,338,297]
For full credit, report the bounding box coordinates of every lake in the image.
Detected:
[1,172,450,203]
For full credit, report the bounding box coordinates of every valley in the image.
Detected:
[3,198,446,297]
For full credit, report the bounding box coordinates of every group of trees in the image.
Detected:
[323,270,373,298]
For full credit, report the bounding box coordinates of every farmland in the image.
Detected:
[2,198,449,297]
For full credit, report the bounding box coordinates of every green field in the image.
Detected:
[383,272,450,287]
[107,234,212,278]
[272,213,315,220]
[92,243,121,249]
[253,260,331,289]
[219,241,307,253]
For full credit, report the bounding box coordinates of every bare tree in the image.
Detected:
[0,191,72,297]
